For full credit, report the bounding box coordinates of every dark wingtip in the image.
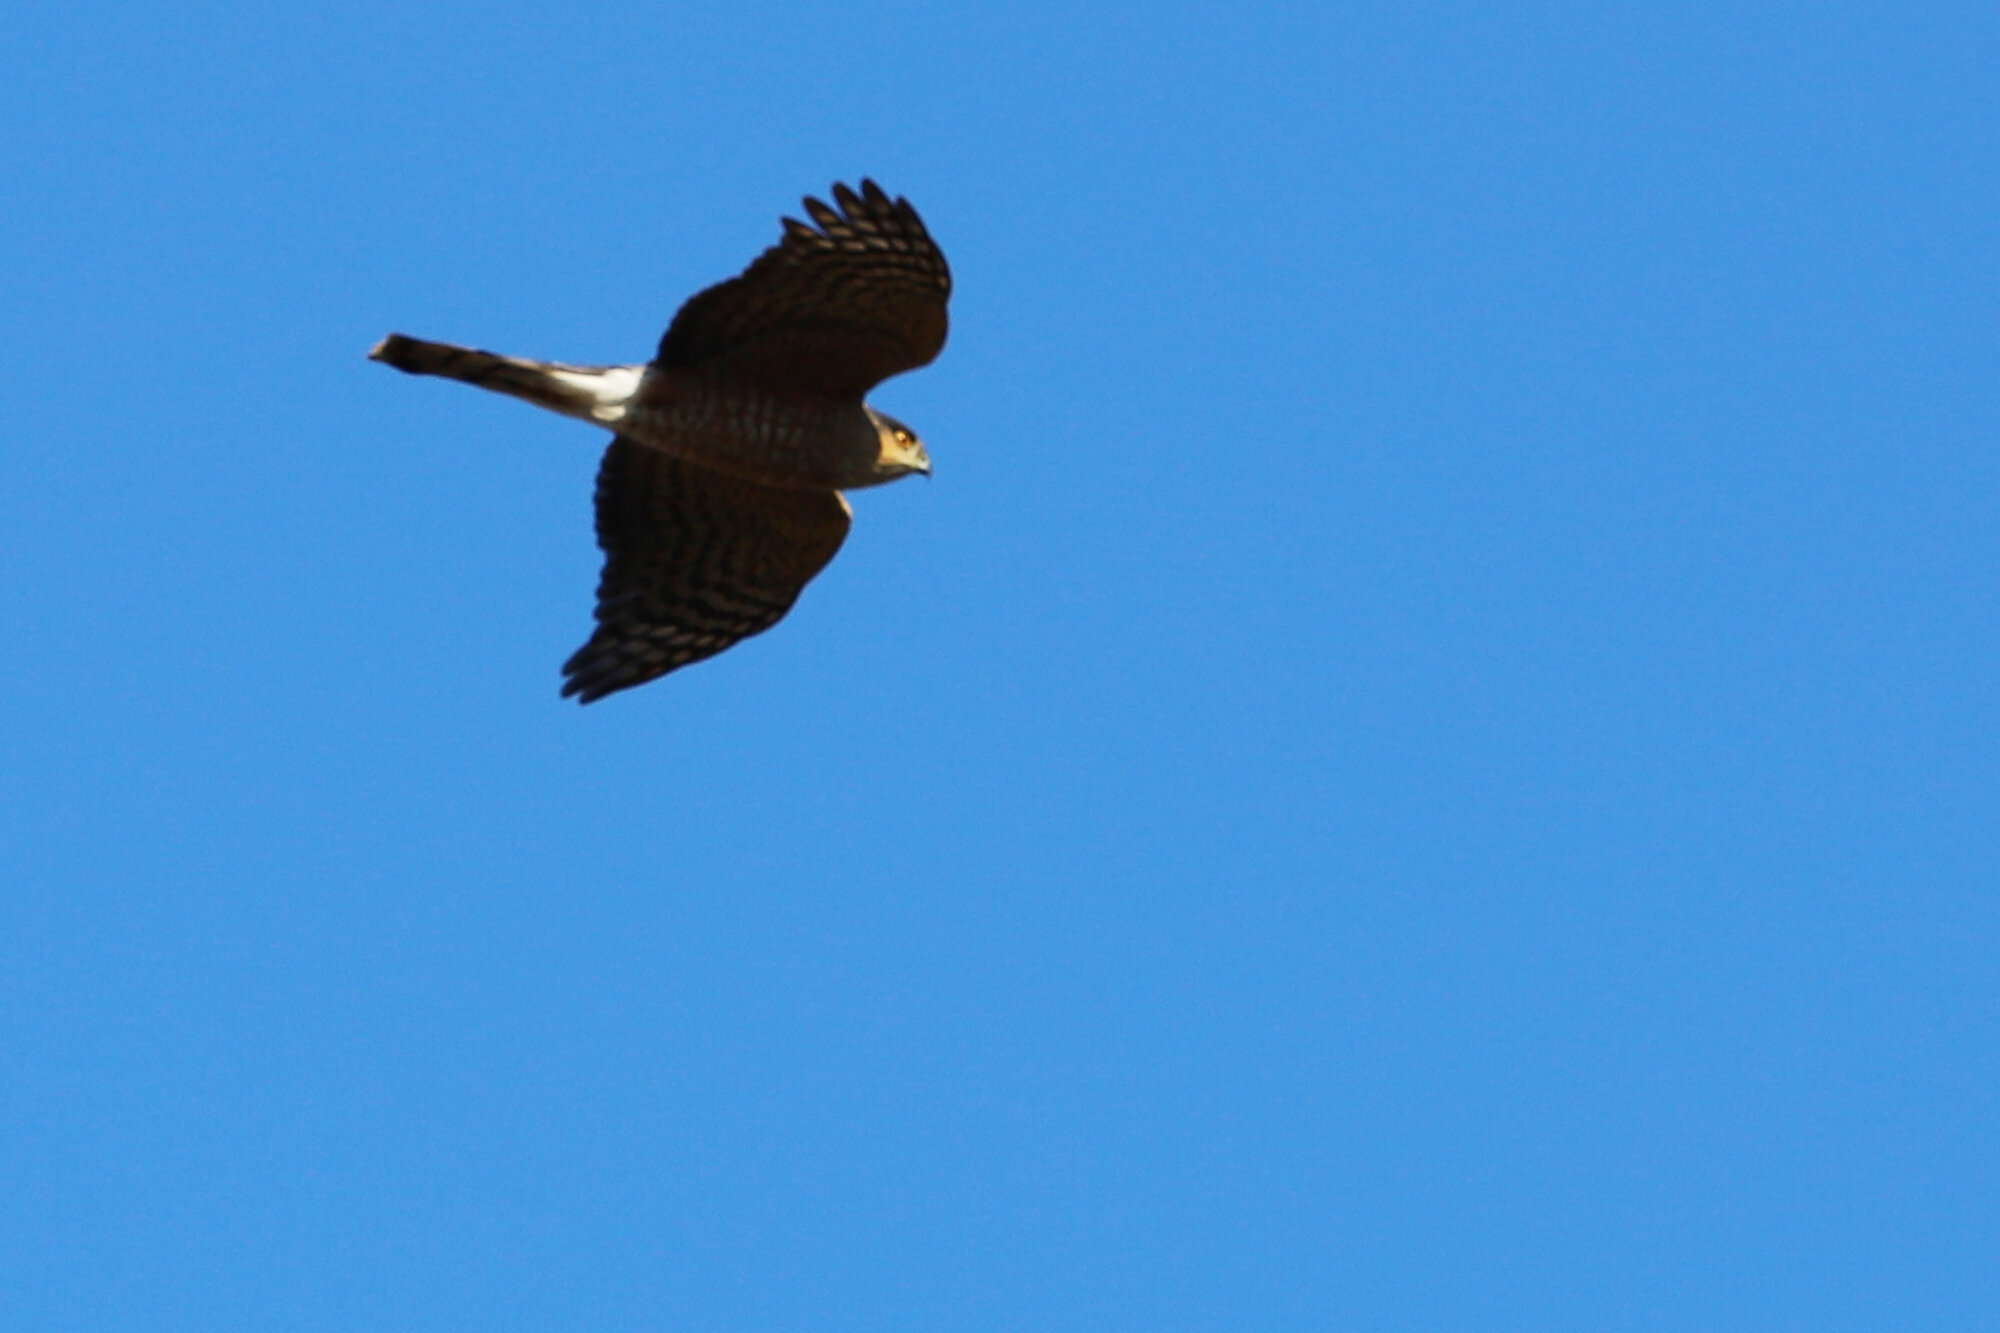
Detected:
[559,673,607,705]
[560,641,630,705]
[559,655,598,704]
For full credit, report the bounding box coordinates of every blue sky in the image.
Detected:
[2,1,1995,1328]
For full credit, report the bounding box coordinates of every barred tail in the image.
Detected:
[368,333,641,422]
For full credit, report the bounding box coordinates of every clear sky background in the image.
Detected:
[2,2,1995,1328]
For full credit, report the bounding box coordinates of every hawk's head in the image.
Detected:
[866,408,931,481]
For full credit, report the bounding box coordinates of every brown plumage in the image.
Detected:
[658,181,950,397]
[562,439,853,703]
[369,180,950,702]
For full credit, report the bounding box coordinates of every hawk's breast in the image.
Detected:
[618,369,879,490]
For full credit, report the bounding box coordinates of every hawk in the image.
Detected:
[370,179,950,703]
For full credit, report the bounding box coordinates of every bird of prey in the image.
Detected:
[370,179,950,703]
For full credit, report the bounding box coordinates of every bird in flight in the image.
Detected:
[370,179,950,703]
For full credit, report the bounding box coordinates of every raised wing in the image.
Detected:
[562,438,851,703]
[655,179,951,399]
